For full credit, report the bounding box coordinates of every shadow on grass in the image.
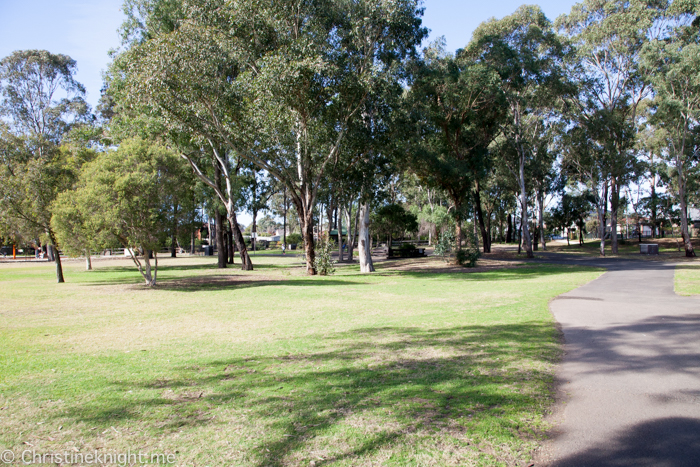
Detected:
[58,323,560,466]
[368,264,598,282]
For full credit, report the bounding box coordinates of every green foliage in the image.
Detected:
[0,50,90,142]
[52,138,191,284]
[313,234,336,276]
[285,233,303,246]
[433,229,455,261]
[371,204,419,240]
[456,233,481,267]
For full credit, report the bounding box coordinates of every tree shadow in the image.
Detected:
[56,323,559,466]
[551,417,700,467]
[153,275,371,292]
[558,314,700,377]
[371,264,600,282]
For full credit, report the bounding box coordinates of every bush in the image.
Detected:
[434,230,454,261]
[456,248,480,267]
[286,233,303,245]
[313,234,336,275]
[434,229,480,267]
[399,243,417,251]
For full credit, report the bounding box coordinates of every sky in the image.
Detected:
[0,0,581,224]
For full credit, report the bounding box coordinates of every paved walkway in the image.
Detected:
[535,255,700,466]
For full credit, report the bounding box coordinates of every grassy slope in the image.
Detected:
[0,256,601,466]
[675,264,700,296]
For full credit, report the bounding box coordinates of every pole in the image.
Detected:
[13,244,16,260]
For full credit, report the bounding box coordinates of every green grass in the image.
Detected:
[0,256,601,466]
[675,264,700,296]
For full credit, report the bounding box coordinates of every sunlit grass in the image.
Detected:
[675,264,700,296]
[0,256,601,466]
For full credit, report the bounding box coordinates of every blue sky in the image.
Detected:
[1,0,581,110]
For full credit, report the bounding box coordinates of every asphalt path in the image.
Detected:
[532,253,700,466]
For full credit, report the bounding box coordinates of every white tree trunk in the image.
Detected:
[358,201,374,273]
[84,249,92,271]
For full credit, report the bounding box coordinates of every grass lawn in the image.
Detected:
[0,256,601,466]
[675,264,700,296]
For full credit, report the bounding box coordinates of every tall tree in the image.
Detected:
[468,5,568,258]
[0,50,91,282]
[557,0,667,255]
[640,7,699,256]
[406,41,504,260]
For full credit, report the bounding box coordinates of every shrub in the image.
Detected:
[314,234,336,275]
[286,233,303,245]
[434,230,454,261]
[399,243,417,250]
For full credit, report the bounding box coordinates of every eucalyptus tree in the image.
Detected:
[467,5,569,258]
[405,41,504,259]
[640,8,699,256]
[55,138,187,286]
[560,121,612,253]
[557,0,668,254]
[0,50,91,282]
[119,0,425,274]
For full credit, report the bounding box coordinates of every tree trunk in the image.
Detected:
[228,213,253,270]
[345,202,357,262]
[48,232,64,283]
[610,177,619,254]
[84,249,92,271]
[506,213,513,243]
[358,201,374,273]
[252,209,257,253]
[216,210,227,268]
[472,186,491,253]
[142,249,157,286]
[302,209,316,275]
[518,157,533,258]
[650,179,657,238]
[190,225,196,254]
[454,210,463,265]
[171,204,178,258]
[227,227,234,264]
[517,215,522,254]
[283,189,287,254]
[678,156,696,257]
[599,181,608,256]
[598,203,606,257]
[337,204,344,262]
[538,189,546,251]
[637,216,642,243]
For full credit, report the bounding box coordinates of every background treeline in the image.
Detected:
[1,0,699,284]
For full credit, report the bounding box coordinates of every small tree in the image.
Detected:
[58,138,186,286]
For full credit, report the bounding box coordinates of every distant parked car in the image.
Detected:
[0,246,12,256]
